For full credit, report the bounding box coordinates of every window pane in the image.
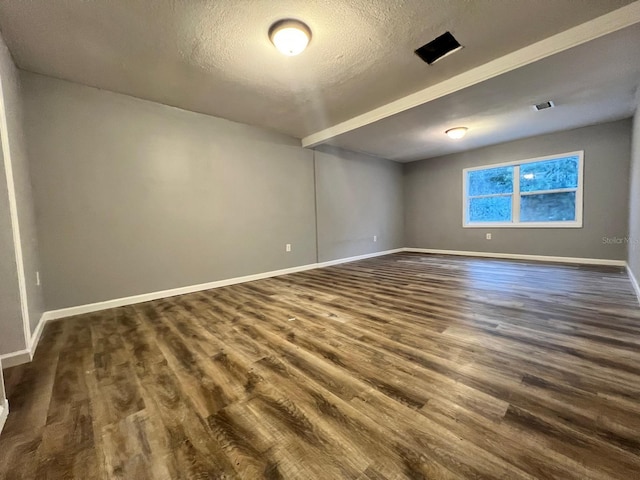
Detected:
[469,195,512,223]
[520,192,576,222]
[468,166,513,196]
[520,156,579,192]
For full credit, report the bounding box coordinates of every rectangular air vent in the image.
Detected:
[415,31,463,65]
[533,101,555,111]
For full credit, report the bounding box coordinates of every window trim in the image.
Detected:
[462,150,584,228]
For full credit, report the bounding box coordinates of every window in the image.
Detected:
[463,151,583,228]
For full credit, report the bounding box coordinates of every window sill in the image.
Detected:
[463,222,583,229]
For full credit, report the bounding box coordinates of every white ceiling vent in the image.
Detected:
[533,100,555,111]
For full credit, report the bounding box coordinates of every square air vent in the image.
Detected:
[533,101,555,111]
[415,32,463,65]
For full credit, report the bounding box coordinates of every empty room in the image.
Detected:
[1,1,640,479]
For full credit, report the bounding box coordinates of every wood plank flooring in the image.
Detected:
[1,252,640,479]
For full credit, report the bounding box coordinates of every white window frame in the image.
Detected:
[462,150,584,228]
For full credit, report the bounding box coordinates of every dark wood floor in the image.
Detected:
[1,252,640,479]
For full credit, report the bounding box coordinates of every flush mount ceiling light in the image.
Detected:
[445,127,468,139]
[269,19,311,56]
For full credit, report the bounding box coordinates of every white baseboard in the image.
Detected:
[627,264,640,305]
[0,400,8,436]
[41,261,320,322]
[1,246,630,368]
[2,250,399,366]
[29,313,47,358]
[0,349,31,369]
[42,249,404,323]
[404,248,627,266]
[317,248,405,268]
[0,312,47,369]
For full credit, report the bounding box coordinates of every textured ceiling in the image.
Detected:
[0,0,634,138]
[325,24,640,162]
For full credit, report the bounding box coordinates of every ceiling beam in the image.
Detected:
[302,1,640,148]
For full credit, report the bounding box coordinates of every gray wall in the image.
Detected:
[0,357,5,425]
[629,104,640,281]
[315,146,404,262]
[0,30,43,353]
[19,70,631,318]
[0,358,5,403]
[22,72,318,310]
[0,138,24,354]
[405,120,632,260]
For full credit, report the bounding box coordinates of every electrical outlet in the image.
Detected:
[36,271,41,286]
[486,233,492,240]
[285,243,292,252]
[373,235,377,242]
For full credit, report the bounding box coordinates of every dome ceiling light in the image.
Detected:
[445,127,468,139]
[269,19,311,56]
